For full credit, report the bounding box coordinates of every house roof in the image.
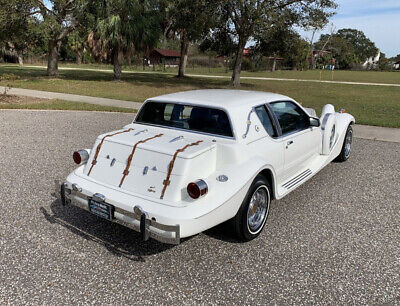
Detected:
[152,48,181,58]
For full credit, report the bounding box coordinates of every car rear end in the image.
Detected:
[56,99,243,244]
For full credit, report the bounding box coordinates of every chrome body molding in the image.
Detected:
[282,169,312,190]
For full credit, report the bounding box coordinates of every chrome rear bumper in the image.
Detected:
[55,181,180,245]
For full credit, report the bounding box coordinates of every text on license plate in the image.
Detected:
[88,199,113,221]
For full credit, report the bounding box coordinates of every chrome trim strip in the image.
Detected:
[321,113,332,131]
[282,169,311,187]
[282,169,312,189]
[285,171,312,189]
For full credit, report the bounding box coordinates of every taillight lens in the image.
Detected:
[187,180,208,199]
[73,150,89,165]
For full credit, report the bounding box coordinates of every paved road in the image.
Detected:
[0,110,399,305]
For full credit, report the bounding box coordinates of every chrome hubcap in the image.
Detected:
[247,186,270,234]
[344,129,353,158]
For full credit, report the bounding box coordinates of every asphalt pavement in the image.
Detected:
[0,110,399,305]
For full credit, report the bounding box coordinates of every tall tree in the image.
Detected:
[335,28,378,63]
[168,0,219,77]
[67,29,88,64]
[95,0,164,80]
[255,25,309,71]
[315,34,355,69]
[315,28,378,68]
[33,0,90,76]
[0,0,44,66]
[212,0,337,87]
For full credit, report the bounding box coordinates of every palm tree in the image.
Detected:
[95,0,164,81]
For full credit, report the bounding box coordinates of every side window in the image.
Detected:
[270,101,309,135]
[255,105,276,137]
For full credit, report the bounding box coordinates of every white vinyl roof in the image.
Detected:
[147,89,291,110]
[143,89,297,142]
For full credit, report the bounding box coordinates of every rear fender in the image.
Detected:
[221,157,277,217]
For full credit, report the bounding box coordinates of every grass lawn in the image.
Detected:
[18,62,400,84]
[0,65,399,127]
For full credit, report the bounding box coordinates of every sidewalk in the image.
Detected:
[0,86,141,109]
[353,125,400,143]
[1,85,399,143]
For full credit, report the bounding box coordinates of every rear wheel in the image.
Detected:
[233,175,271,241]
[335,125,353,162]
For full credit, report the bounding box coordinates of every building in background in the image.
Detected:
[362,51,381,69]
[149,49,181,66]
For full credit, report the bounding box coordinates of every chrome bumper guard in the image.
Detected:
[54,181,180,245]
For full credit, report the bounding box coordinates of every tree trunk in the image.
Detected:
[178,31,189,78]
[231,38,246,87]
[17,53,23,67]
[113,48,123,81]
[76,49,82,65]
[271,58,277,72]
[47,39,59,76]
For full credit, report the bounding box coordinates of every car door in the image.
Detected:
[269,101,320,180]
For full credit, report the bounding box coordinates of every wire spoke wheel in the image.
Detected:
[344,128,353,158]
[246,185,270,234]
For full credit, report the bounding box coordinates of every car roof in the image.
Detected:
[147,89,292,109]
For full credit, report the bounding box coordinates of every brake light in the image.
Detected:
[187,180,208,199]
[73,150,89,165]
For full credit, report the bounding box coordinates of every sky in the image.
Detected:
[301,0,400,57]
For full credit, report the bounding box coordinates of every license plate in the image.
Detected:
[88,199,114,221]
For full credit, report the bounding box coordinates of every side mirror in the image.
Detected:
[309,117,320,127]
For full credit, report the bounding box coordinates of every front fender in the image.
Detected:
[335,113,355,135]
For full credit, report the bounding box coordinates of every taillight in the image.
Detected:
[187,179,208,199]
[73,150,89,165]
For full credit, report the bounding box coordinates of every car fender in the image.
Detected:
[213,157,277,218]
[326,113,355,160]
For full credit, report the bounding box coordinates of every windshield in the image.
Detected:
[135,101,234,137]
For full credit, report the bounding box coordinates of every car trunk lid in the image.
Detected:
[83,129,216,202]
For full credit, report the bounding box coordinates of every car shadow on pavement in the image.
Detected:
[203,221,243,244]
[40,199,177,262]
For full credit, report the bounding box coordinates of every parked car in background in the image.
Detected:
[56,90,355,244]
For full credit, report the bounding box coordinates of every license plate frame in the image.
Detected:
[88,199,114,221]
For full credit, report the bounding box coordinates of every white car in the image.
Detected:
[56,90,355,244]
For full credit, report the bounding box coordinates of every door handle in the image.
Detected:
[286,140,294,149]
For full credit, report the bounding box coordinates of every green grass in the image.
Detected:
[18,62,400,84]
[0,99,136,113]
[0,65,399,127]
